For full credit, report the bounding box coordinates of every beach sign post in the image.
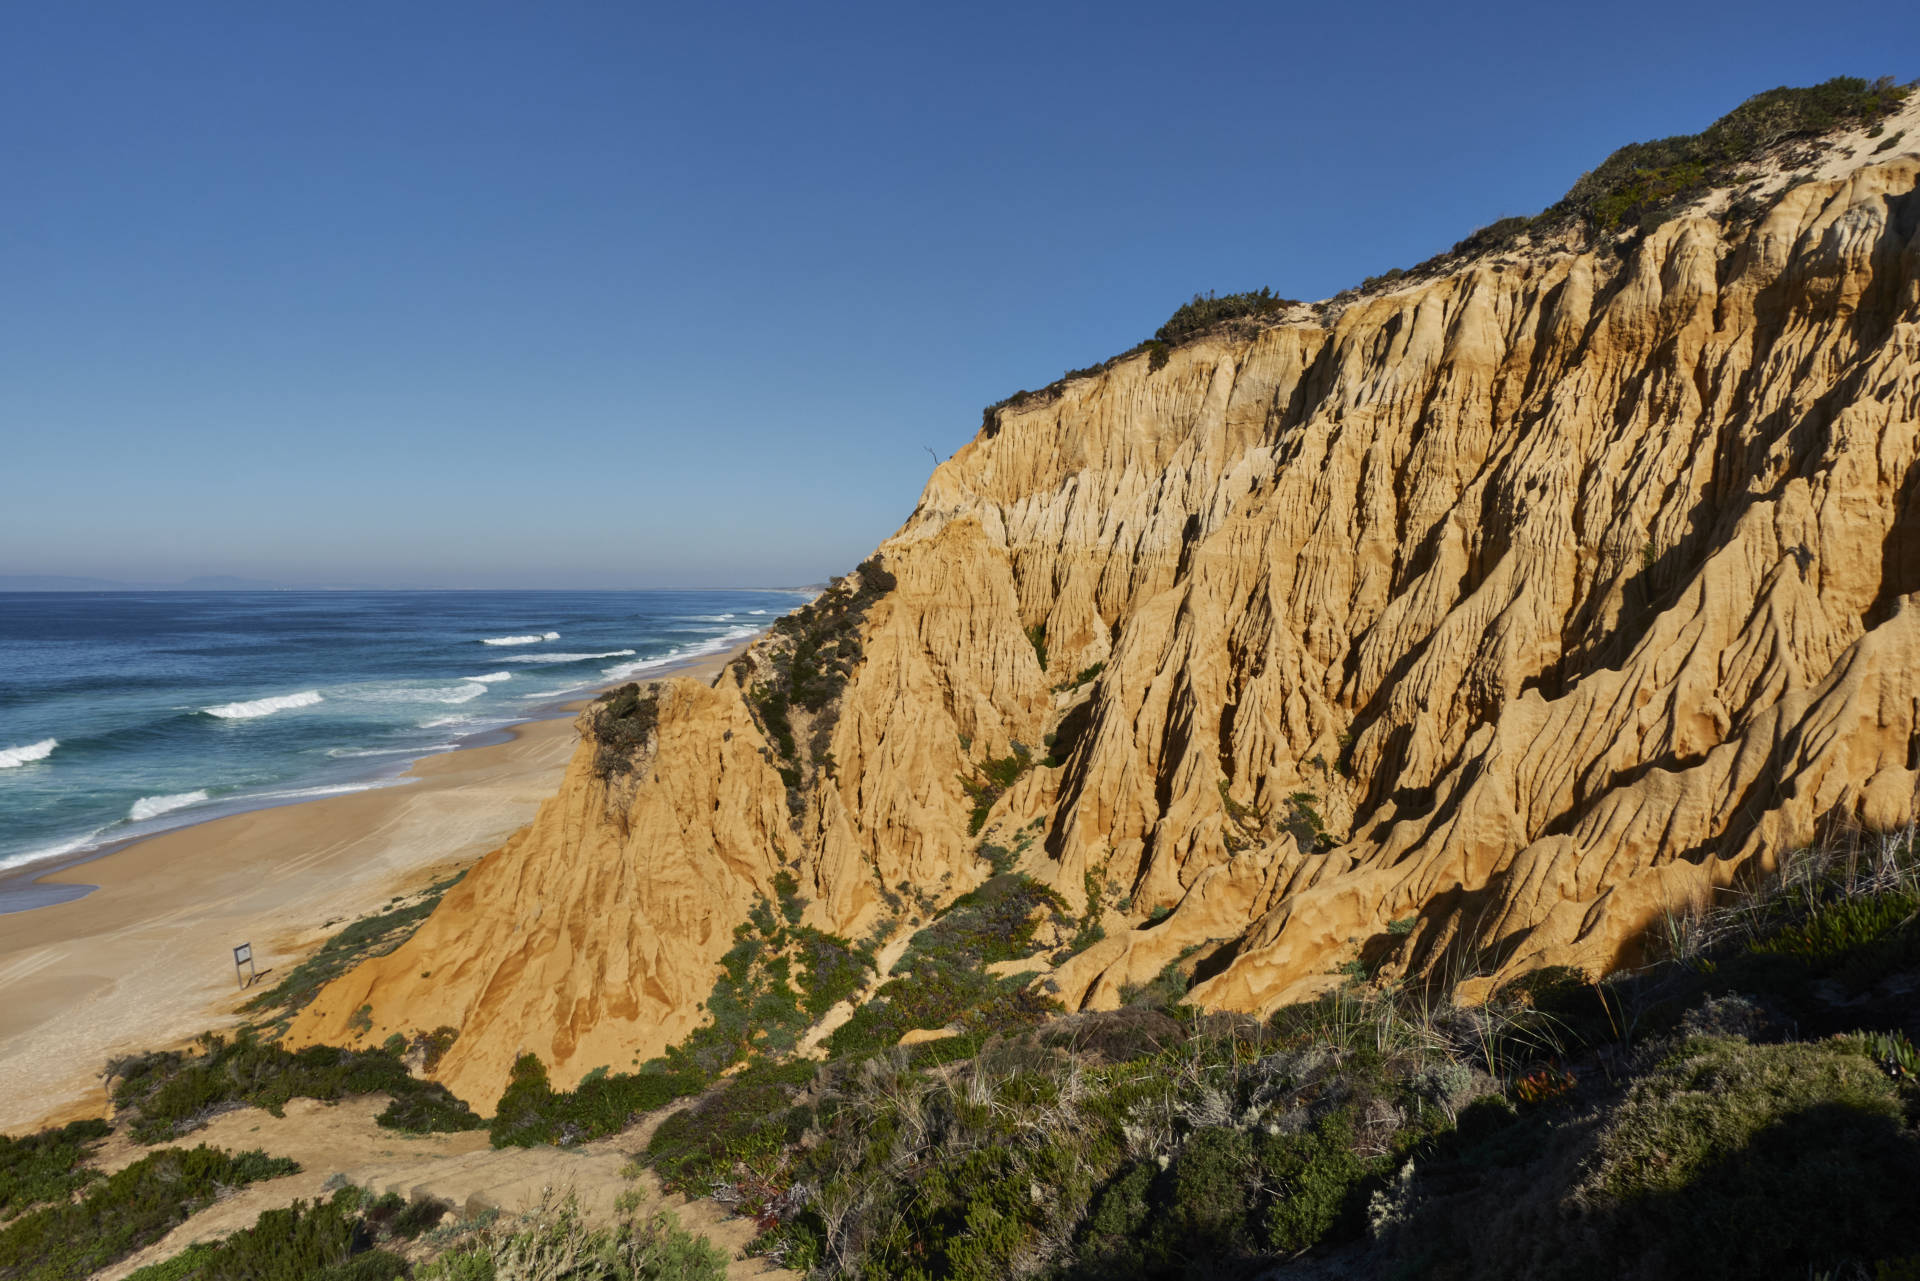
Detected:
[233,942,256,989]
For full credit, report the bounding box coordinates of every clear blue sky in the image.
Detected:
[1,3,1908,588]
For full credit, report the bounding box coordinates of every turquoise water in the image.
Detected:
[0,590,795,881]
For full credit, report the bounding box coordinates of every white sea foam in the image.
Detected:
[501,650,636,664]
[600,626,763,680]
[748,609,767,615]
[327,743,460,759]
[399,684,487,704]
[482,632,560,646]
[463,672,512,683]
[129,790,210,822]
[203,691,324,720]
[600,655,679,679]
[0,827,107,873]
[0,739,58,769]
[420,714,477,729]
[248,779,412,804]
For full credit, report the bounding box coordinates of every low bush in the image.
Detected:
[0,1145,297,1281]
[590,683,661,780]
[109,1028,482,1143]
[0,1117,109,1219]
[123,1186,445,1281]
[826,873,1067,1057]
[416,1194,726,1281]
[647,1071,815,1197]
[1383,1034,1920,1279]
[1053,660,1104,693]
[961,744,1035,834]
[1153,288,1296,346]
[489,1054,702,1149]
[1553,76,1909,233]
[743,557,896,797]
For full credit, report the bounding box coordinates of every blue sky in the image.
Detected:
[1,3,1908,588]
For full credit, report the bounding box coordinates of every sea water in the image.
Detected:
[0,590,797,879]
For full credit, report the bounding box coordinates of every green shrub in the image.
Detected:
[1053,660,1104,692]
[1383,1035,1920,1280]
[1153,288,1295,346]
[0,1117,110,1217]
[826,875,1067,1056]
[123,1187,442,1281]
[961,745,1035,834]
[417,1197,726,1281]
[0,1145,297,1281]
[1259,1112,1373,1252]
[1450,215,1534,256]
[492,878,871,1148]
[1024,623,1048,672]
[590,683,661,780]
[743,557,896,794]
[1553,76,1908,232]
[109,1028,481,1143]
[488,1054,701,1149]
[647,1075,813,1196]
[1744,889,1920,989]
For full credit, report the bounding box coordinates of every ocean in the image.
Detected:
[0,590,797,883]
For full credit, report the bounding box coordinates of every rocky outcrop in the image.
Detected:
[291,109,1920,1108]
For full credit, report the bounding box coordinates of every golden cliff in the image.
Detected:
[291,108,1920,1108]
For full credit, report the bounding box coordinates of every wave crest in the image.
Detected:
[129,790,210,821]
[601,626,763,679]
[481,632,560,646]
[502,650,636,664]
[0,738,57,769]
[203,691,324,720]
[463,672,512,683]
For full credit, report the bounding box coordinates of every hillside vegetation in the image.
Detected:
[10,74,1920,1281]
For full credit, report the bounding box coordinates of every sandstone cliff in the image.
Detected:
[290,93,1920,1108]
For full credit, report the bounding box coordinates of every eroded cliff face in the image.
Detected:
[290,127,1920,1108]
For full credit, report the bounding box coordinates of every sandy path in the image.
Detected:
[94,1096,795,1281]
[0,646,747,1136]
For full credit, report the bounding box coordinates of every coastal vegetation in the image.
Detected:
[0,1119,109,1219]
[590,683,662,781]
[491,871,872,1148]
[123,1186,448,1281]
[617,824,1920,1278]
[0,1145,297,1281]
[8,72,1920,1281]
[981,75,1912,435]
[740,556,896,797]
[412,1196,726,1281]
[107,1029,483,1142]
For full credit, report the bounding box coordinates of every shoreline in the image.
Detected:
[0,640,751,1135]
[0,639,746,914]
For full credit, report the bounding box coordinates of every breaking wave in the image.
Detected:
[129,790,210,821]
[327,743,460,759]
[463,672,512,683]
[0,739,58,769]
[481,632,560,646]
[202,691,324,720]
[601,626,763,679]
[501,650,636,664]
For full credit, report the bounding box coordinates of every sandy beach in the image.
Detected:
[0,644,748,1135]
